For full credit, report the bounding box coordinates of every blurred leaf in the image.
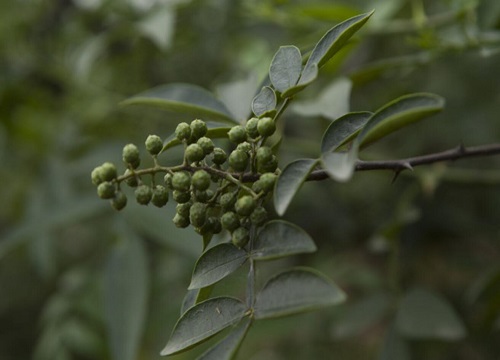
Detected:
[254,268,346,319]
[196,319,251,360]
[289,4,362,22]
[189,244,248,289]
[273,158,319,216]
[395,288,467,340]
[321,151,357,182]
[181,286,214,315]
[160,297,247,356]
[358,93,445,148]
[379,325,411,360]
[216,74,259,121]
[104,233,149,360]
[269,46,302,93]
[162,125,232,152]
[252,86,277,117]
[292,77,353,120]
[320,111,372,153]
[121,83,237,124]
[331,293,391,338]
[137,7,176,50]
[251,220,316,260]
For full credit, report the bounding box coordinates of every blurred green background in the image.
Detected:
[1,0,500,359]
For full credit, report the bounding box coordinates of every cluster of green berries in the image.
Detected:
[91,117,279,248]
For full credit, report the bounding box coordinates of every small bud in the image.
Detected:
[145,135,163,155]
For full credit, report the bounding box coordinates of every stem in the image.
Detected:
[246,226,257,309]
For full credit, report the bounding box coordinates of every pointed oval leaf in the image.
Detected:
[252,86,277,117]
[281,63,318,98]
[181,286,215,315]
[254,268,346,319]
[269,46,302,93]
[162,125,232,152]
[321,111,372,153]
[321,151,357,182]
[196,319,251,360]
[189,244,248,290]
[274,158,319,216]
[161,297,247,356]
[358,93,445,148]
[395,288,467,340]
[104,235,149,360]
[121,83,238,124]
[251,220,317,260]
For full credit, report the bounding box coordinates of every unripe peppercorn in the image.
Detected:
[256,146,273,163]
[173,190,191,204]
[252,180,264,194]
[172,171,191,192]
[124,169,139,187]
[164,173,173,189]
[232,227,249,248]
[228,150,249,172]
[236,142,252,153]
[197,137,214,155]
[259,173,277,192]
[257,155,278,174]
[135,184,152,205]
[192,170,211,191]
[194,189,213,203]
[228,125,247,144]
[91,167,103,185]
[151,185,169,207]
[190,119,208,140]
[173,213,190,228]
[175,122,191,141]
[220,192,236,210]
[176,202,192,218]
[212,147,227,165]
[235,195,256,216]
[97,182,115,199]
[185,143,205,163]
[221,211,240,232]
[100,162,117,181]
[250,206,267,225]
[111,192,127,211]
[189,202,206,228]
[257,117,276,137]
[245,117,259,139]
[145,134,163,155]
[122,144,140,168]
[198,216,220,235]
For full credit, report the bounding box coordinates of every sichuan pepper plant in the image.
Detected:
[91,10,499,359]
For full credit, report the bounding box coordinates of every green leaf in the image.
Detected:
[189,244,248,290]
[104,234,149,360]
[162,125,232,152]
[331,293,391,338]
[269,46,302,93]
[161,297,247,356]
[379,325,411,360]
[252,86,277,117]
[281,64,318,98]
[395,288,467,340]
[181,286,214,315]
[254,268,346,319]
[321,151,357,182]
[274,158,319,216]
[320,111,372,153]
[251,220,317,260]
[121,83,238,124]
[358,93,445,148]
[196,319,252,360]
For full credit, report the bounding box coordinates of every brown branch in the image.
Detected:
[306,143,500,181]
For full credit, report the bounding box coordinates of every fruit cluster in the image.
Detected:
[91,117,278,248]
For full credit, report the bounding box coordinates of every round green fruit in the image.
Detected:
[228,150,249,172]
[236,141,252,153]
[235,195,256,216]
[257,155,278,174]
[164,173,173,189]
[256,146,273,163]
[172,171,191,192]
[212,147,227,165]
[135,184,152,205]
[232,227,249,248]
[91,167,103,186]
[221,211,240,232]
[175,122,191,141]
[185,143,205,163]
[151,185,169,207]
[173,213,190,228]
[176,202,192,218]
[197,137,214,155]
[145,134,163,155]
[259,173,277,192]
[97,182,115,199]
[250,206,267,226]
[228,125,247,144]
[173,190,191,204]
[111,192,127,211]
[122,144,140,167]
[245,117,259,139]
[190,119,208,140]
[189,202,207,228]
[124,169,138,187]
[220,192,236,210]
[257,117,276,137]
[192,170,211,191]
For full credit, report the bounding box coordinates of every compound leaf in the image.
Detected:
[395,288,467,340]
[121,83,237,124]
[189,244,248,290]
[254,268,346,319]
[269,46,302,93]
[251,220,317,260]
[161,297,247,356]
[196,319,251,360]
[274,158,319,216]
[321,111,372,153]
[252,86,277,117]
[358,93,445,148]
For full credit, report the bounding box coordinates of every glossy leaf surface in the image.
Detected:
[251,220,317,260]
[274,158,319,216]
[121,83,237,124]
[189,244,248,289]
[320,111,372,153]
[161,297,247,356]
[196,319,251,360]
[254,268,346,319]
